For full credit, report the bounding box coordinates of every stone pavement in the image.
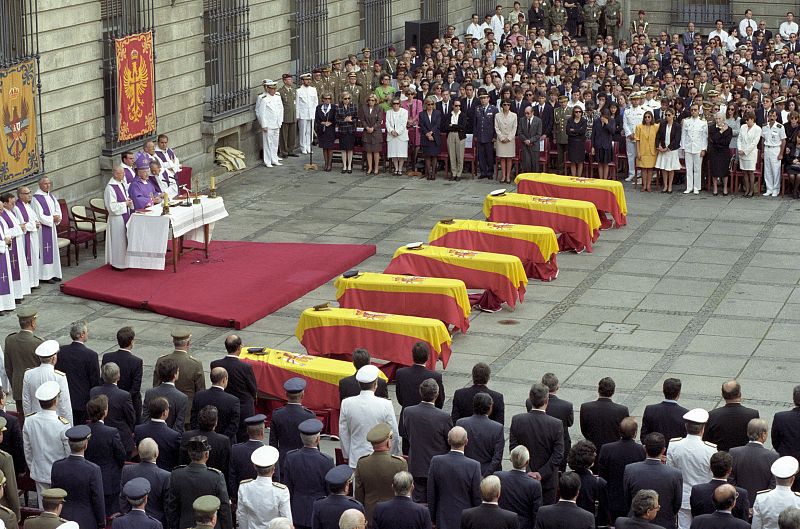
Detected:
[5,158,800,456]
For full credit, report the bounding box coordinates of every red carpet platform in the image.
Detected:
[61,241,376,329]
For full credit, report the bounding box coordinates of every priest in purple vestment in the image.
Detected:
[127,158,162,211]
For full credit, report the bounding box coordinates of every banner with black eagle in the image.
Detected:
[116,31,156,141]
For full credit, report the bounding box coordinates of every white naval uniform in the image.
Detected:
[623,105,645,180]
[31,189,62,281]
[681,117,709,192]
[751,485,800,529]
[0,225,13,312]
[237,476,292,529]
[762,122,786,195]
[339,389,400,468]
[22,408,70,506]
[256,92,284,167]
[666,434,716,529]
[14,202,40,289]
[0,209,31,300]
[296,84,319,154]
[104,180,131,269]
[21,364,73,425]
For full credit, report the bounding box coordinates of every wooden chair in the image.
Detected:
[616,138,628,179]
[731,145,764,194]
[72,205,106,256]
[89,197,108,223]
[463,141,477,176]
[581,140,593,177]
[436,132,451,178]
[538,137,550,171]
[57,199,94,265]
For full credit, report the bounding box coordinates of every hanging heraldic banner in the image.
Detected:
[116,30,156,141]
[0,60,39,186]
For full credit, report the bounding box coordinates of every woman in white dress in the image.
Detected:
[738,111,762,197]
[385,97,409,175]
[103,167,133,269]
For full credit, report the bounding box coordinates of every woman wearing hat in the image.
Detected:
[385,97,409,176]
[315,93,337,172]
[336,92,357,174]
[634,111,658,191]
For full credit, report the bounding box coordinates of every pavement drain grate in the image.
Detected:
[596,322,638,334]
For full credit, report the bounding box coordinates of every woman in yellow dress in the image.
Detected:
[635,110,658,192]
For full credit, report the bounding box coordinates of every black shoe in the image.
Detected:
[288,153,299,157]
[52,278,62,283]
[347,169,352,174]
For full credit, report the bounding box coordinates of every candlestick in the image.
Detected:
[192,176,201,204]
[161,192,170,215]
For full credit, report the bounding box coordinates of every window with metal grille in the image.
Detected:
[421,0,448,36]
[101,0,155,154]
[362,0,392,59]
[474,0,495,23]
[203,0,251,120]
[671,0,730,26]
[292,0,329,74]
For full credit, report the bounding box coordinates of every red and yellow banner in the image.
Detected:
[384,244,527,308]
[335,272,471,332]
[515,173,628,228]
[0,60,39,186]
[483,192,601,253]
[116,31,156,141]
[428,219,559,281]
[295,307,453,377]
[241,347,388,435]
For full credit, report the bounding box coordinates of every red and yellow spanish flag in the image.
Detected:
[295,307,452,378]
[335,272,471,332]
[241,347,388,435]
[116,31,156,141]
[483,192,601,253]
[384,244,527,309]
[515,173,628,228]
[428,219,559,281]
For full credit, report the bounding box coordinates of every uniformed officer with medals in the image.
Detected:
[237,445,292,529]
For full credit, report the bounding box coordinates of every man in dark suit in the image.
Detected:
[510,383,564,505]
[461,474,519,529]
[101,326,143,423]
[533,93,554,140]
[494,445,542,529]
[228,414,266,499]
[527,373,573,473]
[615,489,665,529]
[689,484,750,529]
[436,92,454,116]
[474,91,498,179]
[50,425,106,529]
[395,342,445,455]
[90,362,136,456]
[729,418,779,502]
[403,379,452,502]
[190,367,240,443]
[142,358,187,432]
[372,470,431,529]
[0,391,25,474]
[690,451,749,521]
[120,437,171,525]
[519,106,543,172]
[451,362,504,425]
[135,396,182,471]
[114,478,162,529]
[772,385,800,483]
[641,378,688,448]
[85,395,127,516]
[269,377,315,482]
[580,377,630,450]
[597,417,646,522]
[283,418,335,529]
[209,335,257,442]
[461,83,480,135]
[623,433,683,529]
[703,380,760,452]
[54,320,101,425]
[427,426,481,529]
[338,349,388,401]
[458,392,504,477]
[534,472,594,529]
[180,405,230,472]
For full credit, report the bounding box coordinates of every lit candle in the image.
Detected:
[211,175,216,189]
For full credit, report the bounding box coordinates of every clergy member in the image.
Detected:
[0,193,31,301]
[104,167,132,270]
[154,134,182,178]
[14,186,40,289]
[32,176,62,283]
[149,160,178,199]
[0,223,15,311]
[128,157,162,211]
[120,151,136,185]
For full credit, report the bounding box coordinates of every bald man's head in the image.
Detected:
[712,484,737,511]
[210,367,228,387]
[448,426,468,449]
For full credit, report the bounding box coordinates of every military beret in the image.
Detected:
[35,339,59,358]
[283,377,306,394]
[772,456,799,478]
[65,425,91,442]
[325,465,354,487]
[298,418,323,435]
[42,488,67,501]
[682,408,709,424]
[251,445,280,467]
[187,435,212,452]
[244,414,266,426]
[367,422,392,444]
[388,46,396,52]
[123,477,151,500]
[35,380,60,401]
[16,307,37,319]
[356,364,379,383]
[192,495,221,515]
[170,326,192,339]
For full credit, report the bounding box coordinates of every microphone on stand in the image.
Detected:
[179,185,191,207]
